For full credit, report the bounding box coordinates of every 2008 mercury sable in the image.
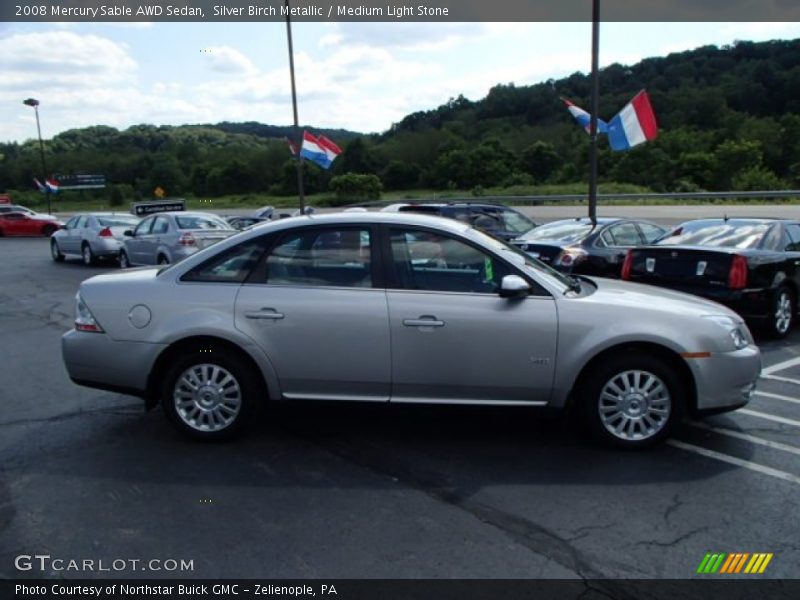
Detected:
[62,212,761,448]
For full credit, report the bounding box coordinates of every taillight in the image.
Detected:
[98,227,113,237]
[555,247,587,267]
[74,293,104,333]
[621,250,634,280]
[728,255,748,289]
[178,232,196,246]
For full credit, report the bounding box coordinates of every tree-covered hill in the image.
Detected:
[1,38,799,203]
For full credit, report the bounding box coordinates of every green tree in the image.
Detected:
[328,173,382,204]
[521,141,561,183]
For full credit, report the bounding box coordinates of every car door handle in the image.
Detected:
[245,308,285,320]
[403,316,445,328]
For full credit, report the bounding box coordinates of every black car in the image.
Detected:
[383,202,536,241]
[621,218,800,337]
[512,217,667,277]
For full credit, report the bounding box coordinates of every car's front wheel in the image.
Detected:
[579,354,682,449]
[119,250,130,269]
[161,349,257,440]
[50,239,64,262]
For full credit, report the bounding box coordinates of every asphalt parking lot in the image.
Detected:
[1,234,799,581]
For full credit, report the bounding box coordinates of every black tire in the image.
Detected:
[81,243,96,266]
[578,354,683,449]
[50,239,65,262]
[42,224,57,237]
[767,285,795,339]
[157,254,169,265]
[161,347,257,441]
[119,250,130,269]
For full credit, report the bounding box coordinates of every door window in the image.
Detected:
[182,240,266,283]
[638,223,666,244]
[262,227,372,288]
[606,222,642,247]
[75,216,89,229]
[133,218,154,236]
[785,224,800,251]
[390,228,512,293]
[152,216,170,235]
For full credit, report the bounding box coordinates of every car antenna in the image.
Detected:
[723,213,729,222]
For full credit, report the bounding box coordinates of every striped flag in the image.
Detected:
[607,90,658,151]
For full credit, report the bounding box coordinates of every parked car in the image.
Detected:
[0,204,37,215]
[513,217,667,277]
[621,218,800,338]
[226,216,270,231]
[63,212,760,448]
[51,213,140,265]
[381,202,536,240]
[119,211,236,268]
[0,210,62,237]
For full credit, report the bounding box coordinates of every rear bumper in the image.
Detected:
[90,238,124,257]
[631,282,771,322]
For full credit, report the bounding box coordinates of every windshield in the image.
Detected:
[656,220,771,249]
[176,215,232,230]
[469,227,575,292]
[499,210,537,234]
[98,216,139,227]
[518,220,594,243]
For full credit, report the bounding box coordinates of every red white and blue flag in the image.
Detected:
[33,177,59,193]
[299,131,342,169]
[607,90,658,151]
[563,98,607,134]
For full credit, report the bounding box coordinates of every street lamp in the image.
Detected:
[23,97,51,215]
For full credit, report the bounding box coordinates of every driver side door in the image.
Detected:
[384,226,559,404]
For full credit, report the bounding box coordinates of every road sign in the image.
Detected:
[131,199,186,216]
[53,174,106,190]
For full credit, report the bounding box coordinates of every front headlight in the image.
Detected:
[703,315,749,350]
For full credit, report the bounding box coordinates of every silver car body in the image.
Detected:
[63,212,760,419]
[121,211,235,266]
[52,213,140,260]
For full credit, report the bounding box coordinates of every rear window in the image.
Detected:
[519,221,594,243]
[656,221,771,249]
[175,215,231,230]
[98,217,139,227]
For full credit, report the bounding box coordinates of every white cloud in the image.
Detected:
[203,45,258,75]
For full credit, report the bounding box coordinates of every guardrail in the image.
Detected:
[423,190,800,205]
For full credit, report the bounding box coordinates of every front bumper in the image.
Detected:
[62,329,166,397]
[689,344,761,414]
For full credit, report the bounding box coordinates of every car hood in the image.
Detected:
[581,276,743,321]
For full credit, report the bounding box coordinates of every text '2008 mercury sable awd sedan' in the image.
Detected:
[62,212,761,448]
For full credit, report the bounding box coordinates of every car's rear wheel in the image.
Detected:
[579,354,682,449]
[119,250,130,269]
[161,349,256,440]
[81,243,96,266]
[50,239,64,262]
[767,285,794,339]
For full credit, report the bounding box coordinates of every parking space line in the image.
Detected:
[755,390,800,406]
[668,440,800,485]
[689,422,800,457]
[738,408,800,428]
[761,355,800,375]
[760,374,800,386]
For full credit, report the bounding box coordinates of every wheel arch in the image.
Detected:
[145,334,275,410]
[567,341,697,414]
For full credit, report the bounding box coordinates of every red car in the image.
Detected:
[0,211,62,237]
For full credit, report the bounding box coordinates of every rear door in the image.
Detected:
[384,226,558,404]
[234,225,391,401]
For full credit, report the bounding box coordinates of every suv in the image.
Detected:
[381,202,536,240]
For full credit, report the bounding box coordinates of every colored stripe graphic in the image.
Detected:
[699,553,773,574]
[697,553,727,573]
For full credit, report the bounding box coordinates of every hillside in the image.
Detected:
[1,38,799,203]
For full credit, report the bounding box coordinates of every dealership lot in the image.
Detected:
[1,235,799,580]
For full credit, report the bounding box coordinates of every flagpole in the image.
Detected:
[587,0,600,226]
[285,0,305,213]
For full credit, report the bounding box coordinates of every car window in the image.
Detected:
[390,228,512,294]
[64,216,79,229]
[262,227,372,288]
[489,208,536,234]
[75,216,89,229]
[98,216,139,228]
[785,224,800,251]
[4,213,24,220]
[638,223,666,244]
[134,218,154,236]
[182,240,266,283]
[607,222,642,247]
[175,215,231,230]
[152,216,170,235]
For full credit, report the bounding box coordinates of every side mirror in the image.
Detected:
[499,274,531,299]
[123,229,133,237]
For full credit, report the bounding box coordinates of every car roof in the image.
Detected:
[244,210,472,235]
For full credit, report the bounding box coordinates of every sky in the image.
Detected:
[1,21,800,144]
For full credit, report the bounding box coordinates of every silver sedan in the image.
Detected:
[51,213,140,265]
[62,212,761,448]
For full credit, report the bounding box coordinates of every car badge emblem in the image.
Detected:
[671,251,678,258]
[646,257,655,272]
[696,261,707,276]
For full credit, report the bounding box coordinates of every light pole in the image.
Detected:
[23,97,51,215]
[587,0,600,226]
[284,0,305,213]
